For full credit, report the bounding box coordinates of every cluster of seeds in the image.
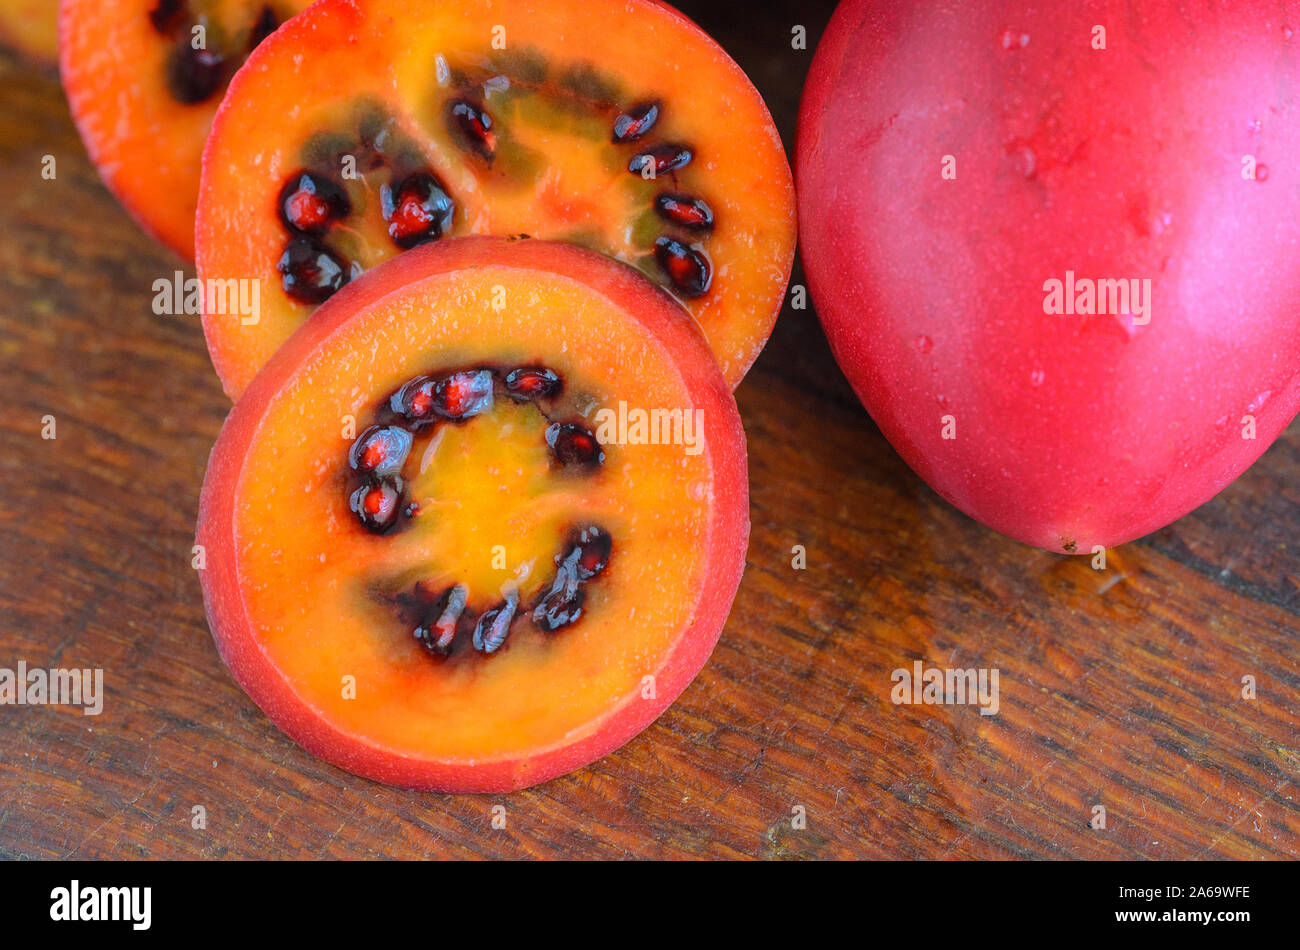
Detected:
[272,70,718,306]
[431,86,715,299]
[610,100,715,299]
[347,365,611,658]
[402,524,612,657]
[148,0,280,104]
[440,84,717,299]
[275,172,357,303]
[532,525,612,633]
[277,114,457,303]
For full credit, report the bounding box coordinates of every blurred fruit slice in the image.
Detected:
[60,0,313,258]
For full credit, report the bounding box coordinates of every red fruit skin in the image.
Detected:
[196,238,750,792]
[798,0,1300,553]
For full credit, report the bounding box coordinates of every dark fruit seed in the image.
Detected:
[414,584,468,656]
[654,193,714,232]
[612,101,660,144]
[569,525,612,580]
[148,0,185,34]
[434,369,494,421]
[628,144,692,178]
[278,237,350,303]
[504,367,561,401]
[248,5,279,48]
[472,591,519,654]
[533,589,584,632]
[278,171,350,235]
[448,99,496,162]
[348,425,412,478]
[380,172,455,249]
[545,422,605,468]
[533,568,585,632]
[390,369,493,424]
[350,477,404,533]
[166,42,226,105]
[390,375,436,421]
[532,523,612,632]
[653,236,712,298]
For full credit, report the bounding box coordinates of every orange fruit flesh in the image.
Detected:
[231,263,716,763]
[60,0,312,258]
[198,0,795,396]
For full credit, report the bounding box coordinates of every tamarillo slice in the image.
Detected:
[59,0,314,258]
[196,237,749,792]
[196,0,795,397]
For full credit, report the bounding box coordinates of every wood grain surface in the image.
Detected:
[1,0,1297,860]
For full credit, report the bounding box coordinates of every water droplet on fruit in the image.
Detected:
[1030,367,1045,387]
[1004,139,1037,179]
[1284,25,1294,40]
[914,334,933,354]
[999,27,1029,49]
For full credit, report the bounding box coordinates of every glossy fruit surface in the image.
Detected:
[196,237,749,791]
[798,0,1300,553]
[196,0,795,397]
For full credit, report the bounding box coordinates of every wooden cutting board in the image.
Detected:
[1,0,1296,859]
